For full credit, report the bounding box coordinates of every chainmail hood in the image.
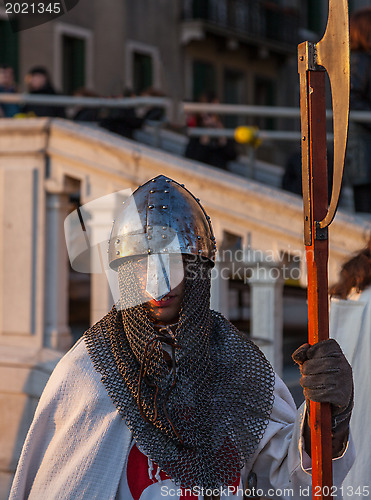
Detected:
[84,257,275,489]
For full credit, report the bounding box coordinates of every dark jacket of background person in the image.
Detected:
[345,8,371,213]
[184,93,237,170]
[71,88,100,122]
[139,87,166,122]
[99,89,145,140]
[100,107,144,140]
[22,67,65,118]
[22,83,65,118]
[99,87,167,141]
[185,136,237,170]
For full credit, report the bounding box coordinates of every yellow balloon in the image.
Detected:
[234,126,255,144]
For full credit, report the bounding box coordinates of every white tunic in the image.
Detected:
[9,338,354,500]
[330,286,371,499]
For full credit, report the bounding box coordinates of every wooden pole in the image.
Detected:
[305,69,333,498]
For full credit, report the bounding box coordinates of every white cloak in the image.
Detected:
[330,286,371,498]
[9,338,354,500]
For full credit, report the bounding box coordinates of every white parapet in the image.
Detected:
[248,260,284,376]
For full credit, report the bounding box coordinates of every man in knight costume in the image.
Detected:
[10,175,354,499]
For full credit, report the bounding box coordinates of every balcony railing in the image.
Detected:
[182,0,299,46]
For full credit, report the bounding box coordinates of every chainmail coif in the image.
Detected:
[84,256,275,490]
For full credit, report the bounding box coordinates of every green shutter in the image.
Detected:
[133,53,153,94]
[192,61,216,100]
[62,35,86,94]
[0,20,19,80]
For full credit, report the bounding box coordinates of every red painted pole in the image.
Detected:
[305,69,333,498]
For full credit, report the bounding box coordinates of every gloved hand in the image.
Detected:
[292,339,353,411]
[292,339,353,457]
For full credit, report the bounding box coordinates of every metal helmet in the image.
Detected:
[108,175,216,301]
[108,175,216,268]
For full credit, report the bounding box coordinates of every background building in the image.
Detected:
[3,0,302,97]
[2,0,369,100]
[1,0,366,167]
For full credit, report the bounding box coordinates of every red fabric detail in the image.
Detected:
[228,473,241,495]
[127,444,170,500]
[186,115,197,127]
[127,443,241,499]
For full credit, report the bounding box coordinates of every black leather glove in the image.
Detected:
[292,339,353,456]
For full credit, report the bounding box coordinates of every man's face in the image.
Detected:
[0,67,14,88]
[27,72,47,91]
[133,254,185,325]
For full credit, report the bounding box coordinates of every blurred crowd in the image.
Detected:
[0,64,238,171]
[0,65,163,126]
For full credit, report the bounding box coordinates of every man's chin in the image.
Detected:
[151,311,179,326]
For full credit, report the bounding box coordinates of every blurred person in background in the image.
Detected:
[22,66,65,118]
[345,8,371,213]
[138,87,166,122]
[71,88,100,122]
[100,88,144,140]
[185,92,237,170]
[0,64,20,117]
[329,237,371,497]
